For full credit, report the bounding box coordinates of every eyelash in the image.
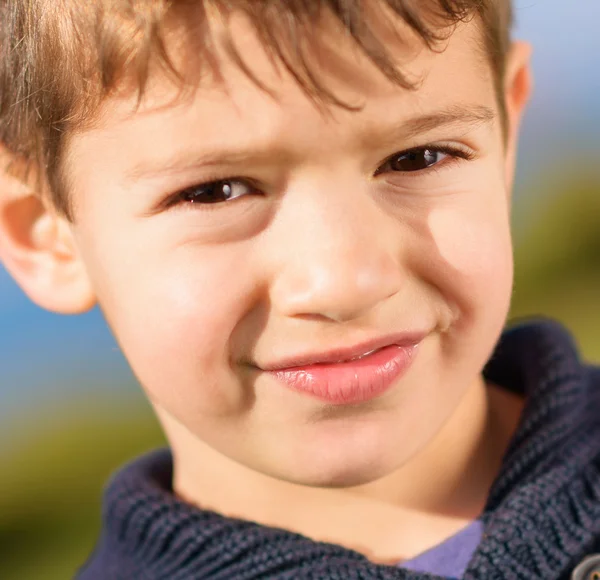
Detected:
[162,143,476,211]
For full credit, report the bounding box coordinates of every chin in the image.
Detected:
[290,452,398,489]
[273,421,405,489]
[308,467,391,489]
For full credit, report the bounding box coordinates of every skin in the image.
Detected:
[0,7,532,563]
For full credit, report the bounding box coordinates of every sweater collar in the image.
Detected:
[467,320,600,579]
[88,320,600,579]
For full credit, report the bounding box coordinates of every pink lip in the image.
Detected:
[264,333,424,405]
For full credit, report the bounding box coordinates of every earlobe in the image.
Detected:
[503,41,534,190]
[0,150,96,314]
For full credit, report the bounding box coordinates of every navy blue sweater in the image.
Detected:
[78,321,600,579]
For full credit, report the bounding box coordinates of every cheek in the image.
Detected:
[426,200,513,321]
[91,240,261,415]
[428,206,510,276]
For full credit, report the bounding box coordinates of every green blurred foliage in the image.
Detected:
[1,170,599,579]
[511,170,600,361]
[0,399,165,579]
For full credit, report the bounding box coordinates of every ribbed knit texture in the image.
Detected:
[78,320,600,579]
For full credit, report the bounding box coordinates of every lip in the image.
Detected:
[261,332,426,405]
[261,331,427,371]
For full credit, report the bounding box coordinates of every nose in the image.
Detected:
[267,180,404,323]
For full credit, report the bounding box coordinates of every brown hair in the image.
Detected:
[0,0,512,218]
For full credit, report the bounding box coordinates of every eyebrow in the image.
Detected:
[393,104,496,142]
[125,104,496,182]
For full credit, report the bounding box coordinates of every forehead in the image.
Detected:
[67,11,495,179]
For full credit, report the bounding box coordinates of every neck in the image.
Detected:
[161,376,523,564]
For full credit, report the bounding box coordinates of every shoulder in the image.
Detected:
[585,363,600,408]
[588,363,600,383]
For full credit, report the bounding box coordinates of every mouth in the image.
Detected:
[262,332,427,370]
[261,332,426,405]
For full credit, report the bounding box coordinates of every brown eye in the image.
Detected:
[179,179,254,205]
[386,148,447,172]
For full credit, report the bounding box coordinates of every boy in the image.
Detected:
[1,0,599,578]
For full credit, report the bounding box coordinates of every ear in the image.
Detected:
[0,148,96,314]
[503,41,533,191]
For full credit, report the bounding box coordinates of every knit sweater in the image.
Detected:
[77,320,600,579]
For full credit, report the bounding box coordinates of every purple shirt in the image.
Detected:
[400,520,484,578]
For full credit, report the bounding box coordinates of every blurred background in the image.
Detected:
[1,1,599,578]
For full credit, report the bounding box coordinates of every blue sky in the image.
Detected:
[513,0,600,189]
[1,0,599,419]
[514,0,600,103]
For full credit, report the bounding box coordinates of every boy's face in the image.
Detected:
[61,12,528,486]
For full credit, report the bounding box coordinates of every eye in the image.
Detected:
[176,179,256,206]
[387,148,447,172]
[375,145,472,176]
